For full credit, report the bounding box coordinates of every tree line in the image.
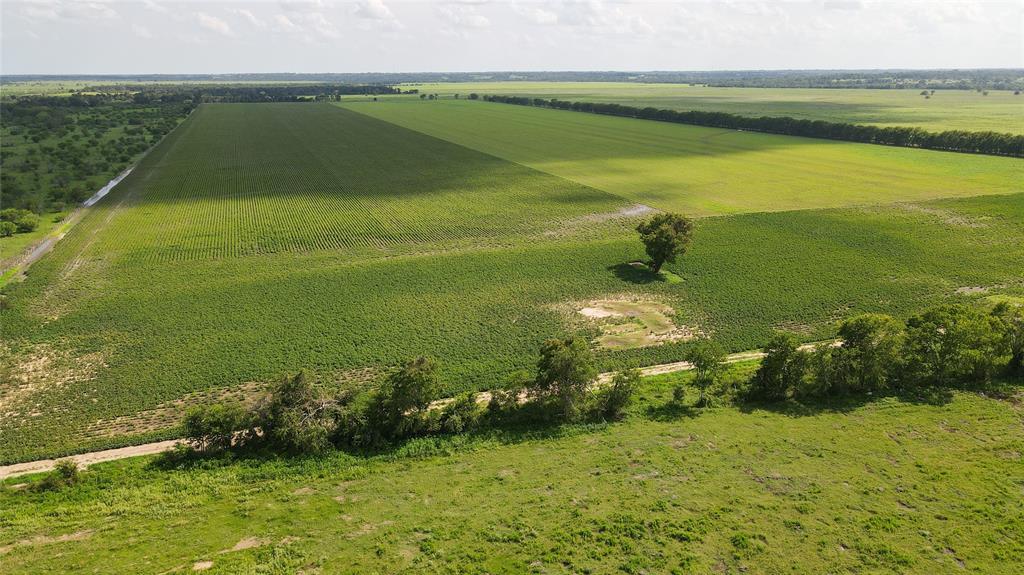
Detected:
[480,95,1024,157]
[177,300,1021,459]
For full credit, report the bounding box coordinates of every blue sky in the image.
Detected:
[2,1,1021,74]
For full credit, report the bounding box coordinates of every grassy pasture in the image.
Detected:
[2,369,1021,574]
[342,99,1023,216]
[408,81,1024,134]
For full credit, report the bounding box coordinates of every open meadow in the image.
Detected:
[408,82,1024,134]
[2,367,1022,574]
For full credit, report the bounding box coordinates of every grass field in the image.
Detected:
[343,99,1023,216]
[1,108,1021,464]
[2,368,1021,574]
[408,82,1024,134]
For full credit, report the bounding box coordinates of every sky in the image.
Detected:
[1,0,1022,74]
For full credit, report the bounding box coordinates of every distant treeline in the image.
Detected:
[480,94,1024,157]
[5,69,1023,89]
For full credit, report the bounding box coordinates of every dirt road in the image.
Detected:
[0,343,832,480]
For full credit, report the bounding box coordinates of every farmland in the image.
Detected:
[343,99,1023,215]
[408,82,1024,134]
[1,102,1022,464]
[2,367,1022,574]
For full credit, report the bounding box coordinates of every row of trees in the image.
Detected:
[750,304,1023,401]
[183,337,639,455]
[0,208,40,237]
[480,95,1024,157]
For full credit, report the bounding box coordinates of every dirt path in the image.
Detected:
[0,342,834,480]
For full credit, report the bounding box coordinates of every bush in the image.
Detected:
[182,401,254,452]
[14,212,39,233]
[684,340,726,407]
[598,369,640,420]
[534,337,598,421]
[902,305,1008,388]
[436,393,483,434]
[829,314,904,394]
[365,357,441,442]
[32,459,80,492]
[748,333,808,401]
[258,371,334,454]
[0,221,15,237]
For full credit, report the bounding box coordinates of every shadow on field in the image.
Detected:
[735,387,957,418]
[643,402,700,421]
[608,262,664,285]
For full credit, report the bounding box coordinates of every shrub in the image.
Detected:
[32,459,80,492]
[748,333,808,401]
[365,357,441,442]
[0,221,15,237]
[534,337,598,421]
[902,305,1008,387]
[684,340,726,407]
[258,370,333,454]
[182,401,254,452]
[436,393,482,434]
[830,314,904,394]
[598,368,640,420]
[992,302,1024,377]
[14,212,39,233]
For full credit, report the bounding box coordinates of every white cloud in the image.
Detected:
[142,0,169,15]
[439,4,490,29]
[354,0,395,21]
[273,13,300,31]
[234,8,266,29]
[196,12,235,37]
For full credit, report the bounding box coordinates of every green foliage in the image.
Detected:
[636,213,694,273]
[597,368,640,420]
[831,314,905,394]
[903,305,1009,387]
[534,337,598,421]
[749,334,809,402]
[683,339,726,406]
[258,371,334,455]
[0,221,15,237]
[182,402,254,452]
[992,302,1024,376]
[31,459,79,492]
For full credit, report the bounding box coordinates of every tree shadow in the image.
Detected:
[644,401,700,421]
[736,386,958,418]
[608,262,663,285]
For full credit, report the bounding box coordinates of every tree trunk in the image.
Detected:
[651,260,662,273]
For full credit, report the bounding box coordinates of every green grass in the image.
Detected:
[408,82,1024,134]
[2,102,1023,464]
[2,369,1021,574]
[342,99,1023,216]
[0,211,67,266]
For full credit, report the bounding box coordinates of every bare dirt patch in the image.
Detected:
[0,529,95,556]
[0,343,105,423]
[894,203,990,228]
[573,298,700,350]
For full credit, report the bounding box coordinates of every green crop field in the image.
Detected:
[2,102,1023,464]
[342,99,1023,216]
[408,82,1024,134]
[3,369,1021,574]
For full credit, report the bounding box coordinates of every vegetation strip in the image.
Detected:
[479,94,1024,157]
[0,347,778,479]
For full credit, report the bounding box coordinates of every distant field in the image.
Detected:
[409,82,1024,134]
[344,99,1023,216]
[3,371,1021,574]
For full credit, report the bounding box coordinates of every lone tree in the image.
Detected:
[636,213,694,273]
